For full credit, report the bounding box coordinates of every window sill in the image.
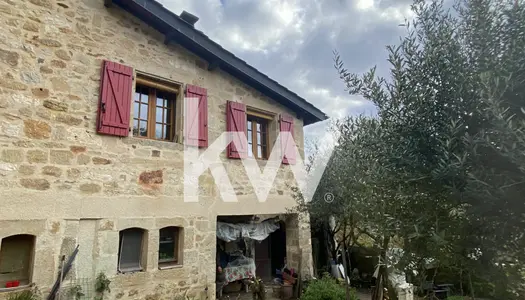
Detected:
[131,135,176,143]
[0,284,31,293]
[158,263,183,270]
[123,136,183,150]
[118,267,143,274]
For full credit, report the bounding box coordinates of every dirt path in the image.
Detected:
[219,286,374,300]
[356,290,372,300]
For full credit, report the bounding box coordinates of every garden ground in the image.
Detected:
[218,287,373,300]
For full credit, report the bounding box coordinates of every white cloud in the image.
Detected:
[356,0,375,11]
[156,0,412,141]
[292,70,370,119]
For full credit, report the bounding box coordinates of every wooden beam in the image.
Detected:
[104,0,113,7]
[135,77,180,94]
[208,61,220,71]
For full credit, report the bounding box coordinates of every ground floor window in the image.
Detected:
[0,234,35,287]
[158,227,183,268]
[118,228,145,273]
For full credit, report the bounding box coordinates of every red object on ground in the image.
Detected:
[5,282,13,288]
[12,280,20,287]
[282,272,296,285]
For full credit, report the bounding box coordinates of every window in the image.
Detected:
[133,82,176,141]
[118,228,145,273]
[0,234,35,288]
[247,115,269,159]
[158,227,182,268]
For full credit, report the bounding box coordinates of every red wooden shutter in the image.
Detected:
[184,85,208,147]
[227,101,247,158]
[280,114,296,165]
[97,60,133,137]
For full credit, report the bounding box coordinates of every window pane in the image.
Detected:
[247,121,252,129]
[140,104,148,119]
[139,121,147,137]
[134,102,139,116]
[248,130,252,143]
[119,230,143,270]
[155,123,163,139]
[156,96,164,107]
[257,132,261,145]
[140,90,149,104]
[257,146,262,158]
[156,107,162,123]
[159,228,177,262]
[159,241,175,261]
[248,143,253,157]
[134,92,140,102]
[257,123,261,132]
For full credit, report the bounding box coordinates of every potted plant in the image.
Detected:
[247,277,266,300]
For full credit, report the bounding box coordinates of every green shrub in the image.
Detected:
[301,274,358,300]
[6,290,38,300]
[446,297,465,300]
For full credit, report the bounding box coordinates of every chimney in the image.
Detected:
[180,11,199,27]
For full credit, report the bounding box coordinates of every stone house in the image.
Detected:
[0,0,327,299]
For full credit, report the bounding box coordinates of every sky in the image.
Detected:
[157,0,415,142]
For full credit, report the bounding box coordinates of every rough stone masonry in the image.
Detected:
[0,0,314,299]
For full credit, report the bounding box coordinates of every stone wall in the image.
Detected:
[0,0,313,299]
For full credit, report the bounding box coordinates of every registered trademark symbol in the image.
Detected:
[324,192,334,203]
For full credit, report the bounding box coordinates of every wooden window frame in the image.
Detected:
[133,75,180,142]
[247,112,271,160]
[158,227,183,268]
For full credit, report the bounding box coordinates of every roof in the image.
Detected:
[107,0,328,125]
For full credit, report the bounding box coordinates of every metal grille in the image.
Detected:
[57,277,94,300]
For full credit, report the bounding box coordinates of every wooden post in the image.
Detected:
[342,239,351,300]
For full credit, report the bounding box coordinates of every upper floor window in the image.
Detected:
[96,60,208,147]
[247,114,269,159]
[133,82,176,141]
